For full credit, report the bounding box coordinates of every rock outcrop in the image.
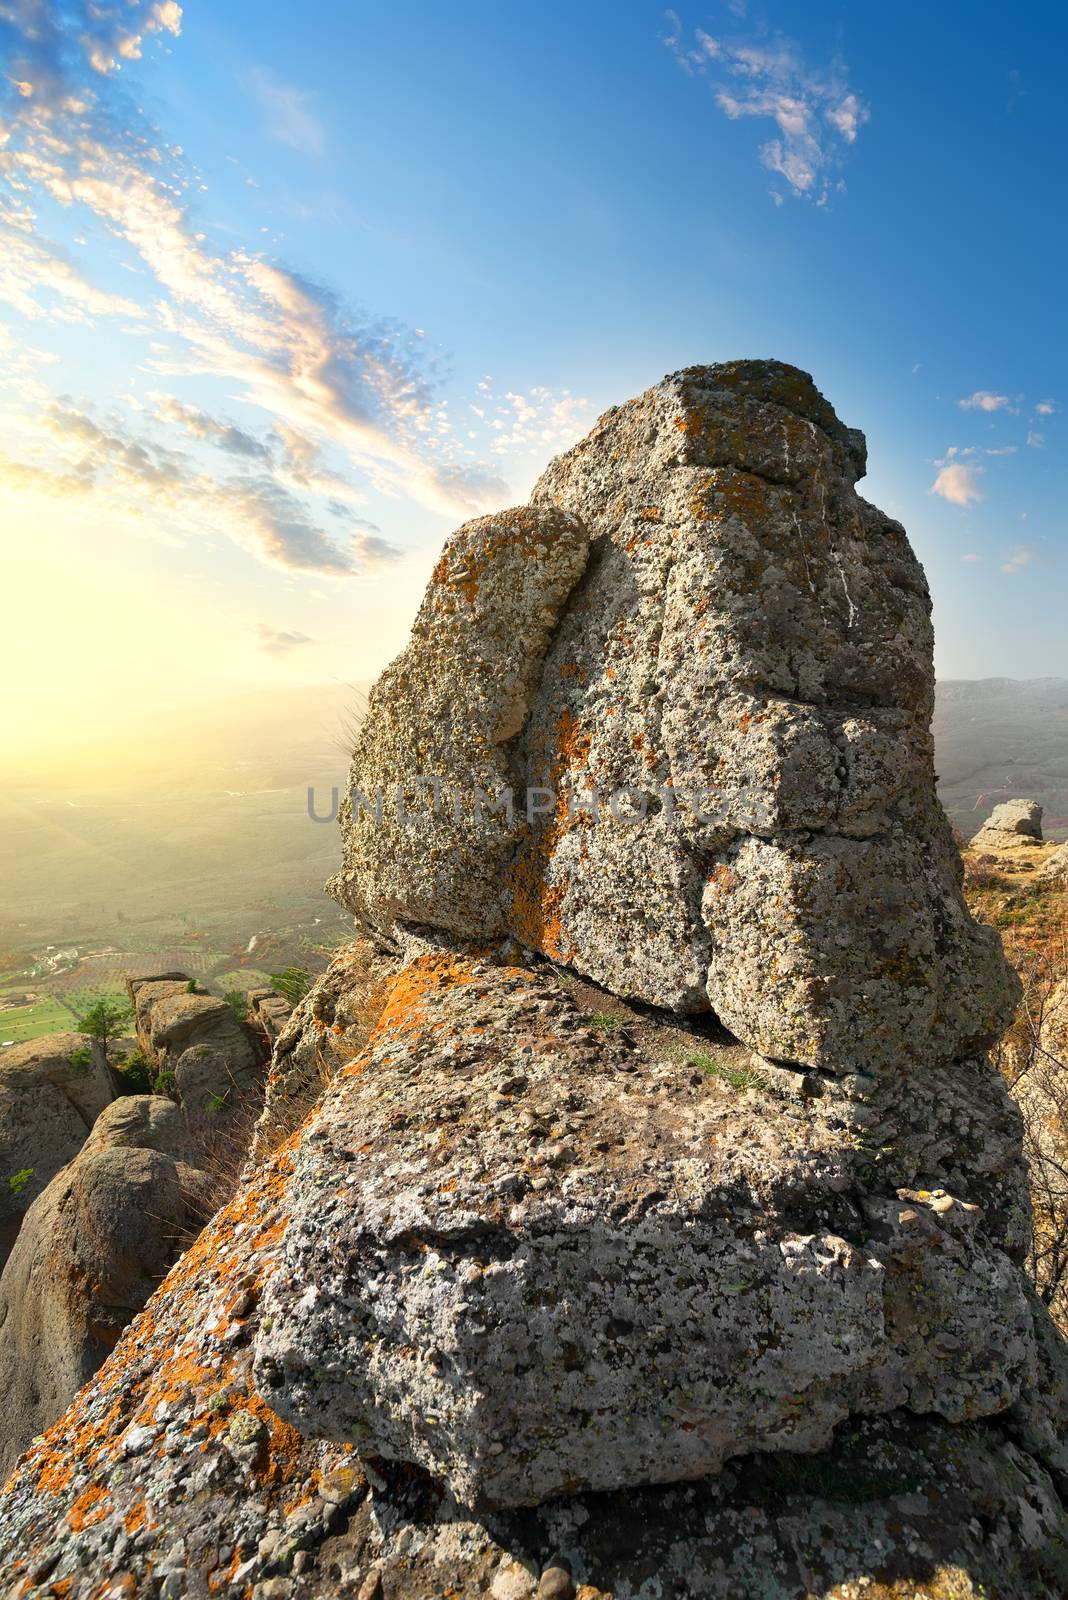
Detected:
[129,973,262,1147]
[1040,840,1068,885]
[0,1032,112,1265]
[247,986,294,1043]
[249,941,388,1161]
[1,951,1067,1596]
[973,798,1045,851]
[255,956,1042,1512]
[2,362,1065,1598]
[331,361,1013,1082]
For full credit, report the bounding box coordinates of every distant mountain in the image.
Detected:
[934,677,1068,840]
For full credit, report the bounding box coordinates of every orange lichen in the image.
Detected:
[368,954,480,1048]
[508,706,595,960]
[68,1484,109,1531]
[122,1501,147,1535]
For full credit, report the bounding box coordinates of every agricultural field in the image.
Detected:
[0,987,77,1046]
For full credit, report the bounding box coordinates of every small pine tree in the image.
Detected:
[76,997,134,1058]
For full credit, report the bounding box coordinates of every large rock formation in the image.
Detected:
[0,1095,213,1477]
[0,1032,112,1264]
[255,956,1044,1512]
[2,363,1065,1598]
[331,361,1013,1081]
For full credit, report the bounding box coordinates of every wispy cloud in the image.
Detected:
[664,13,869,202]
[957,390,1011,412]
[1035,399,1057,415]
[0,394,399,574]
[930,460,984,506]
[1002,545,1036,575]
[469,381,592,459]
[1028,430,1046,449]
[246,67,325,158]
[960,552,984,563]
[152,393,272,460]
[0,0,551,584]
[253,623,315,655]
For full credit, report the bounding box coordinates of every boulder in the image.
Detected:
[973,798,1045,849]
[254,956,1041,1511]
[329,505,590,943]
[0,957,1066,1597]
[0,362,1063,1597]
[0,1095,212,1476]
[331,361,1014,1079]
[0,1032,112,1257]
[247,986,293,1040]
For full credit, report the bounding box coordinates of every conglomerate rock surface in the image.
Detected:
[2,953,1068,1598]
[330,360,1014,1079]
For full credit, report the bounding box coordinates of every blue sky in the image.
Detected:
[1,0,1064,750]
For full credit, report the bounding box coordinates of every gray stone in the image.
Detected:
[249,940,392,1161]
[973,797,1045,847]
[0,1094,212,1476]
[254,957,1040,1511]
[1040,841,1068,884]
[330,361,1015,1078]
[0,1032,113,1246]
[328,506,590,945]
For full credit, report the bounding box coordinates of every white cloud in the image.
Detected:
[930,462,984,506]
[0,227,143,324]
[665,17,868,201]
[1028,430,1046,449]
[960,552,983,563]
[253,623,315,656]
[472,384,593,459]
[1035,399,1057,415]
[1002,546,1036,575]
[247,68,325,158]
[957,391,1009,412]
